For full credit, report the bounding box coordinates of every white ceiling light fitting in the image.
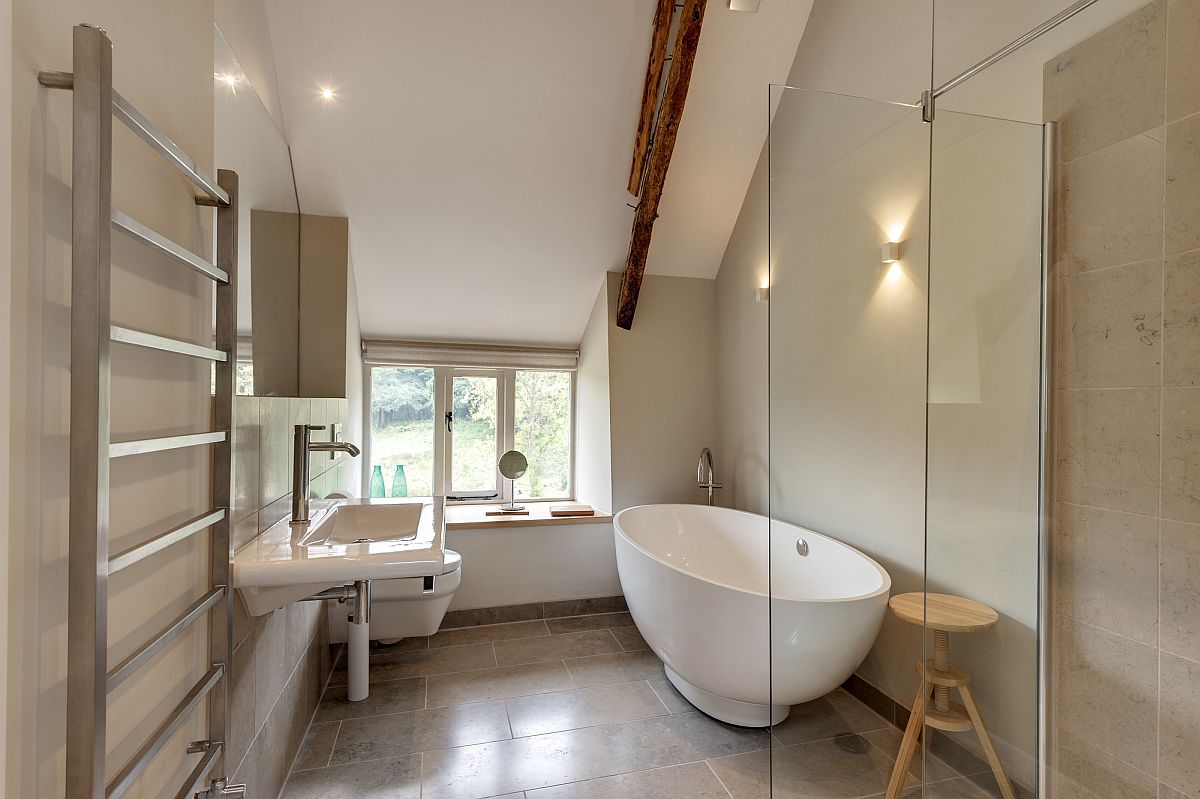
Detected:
[727,0,762,11]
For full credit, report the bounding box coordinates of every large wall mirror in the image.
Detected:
[214,25,299,396]
[216,25,350,399]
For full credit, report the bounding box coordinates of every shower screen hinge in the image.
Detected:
[920,89,935,123]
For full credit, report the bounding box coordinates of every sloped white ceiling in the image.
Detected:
[264,1,810,345]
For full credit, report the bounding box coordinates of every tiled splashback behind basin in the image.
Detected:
[227,396,352,798]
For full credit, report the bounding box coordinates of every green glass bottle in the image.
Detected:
[369,464,386,498]
[391,464,408,497]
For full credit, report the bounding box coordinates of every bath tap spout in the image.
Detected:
[697,447,723,506]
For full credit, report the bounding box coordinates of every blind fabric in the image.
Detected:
[361,338,578,371]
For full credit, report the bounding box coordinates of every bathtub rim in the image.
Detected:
[613,503,892,604]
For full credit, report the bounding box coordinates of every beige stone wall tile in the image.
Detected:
[233,395,261,521]
[1062,131,1165,275]
[1054,729,1158,799]
[1056,503,1160,643]
[1161,519,1200,661]
[1043,0,1166,161]
[1166,114,1200,255]
[1057,260,1163,388]
[1167,0,1200,122]
[1056,616,1160,773]
[1165,251,1200,386]
[1159,652,1200,797]
[1056,387,1161,514]
[1163,387,1200,523]
[260,397,291,509]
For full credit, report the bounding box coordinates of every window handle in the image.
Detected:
[445,411,453,433]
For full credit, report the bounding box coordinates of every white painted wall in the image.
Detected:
[446,522,621,611]
[0,0,12,785]
[715,145,770,515]
[575,281,613,514]
[8,2,216,795]
[607,272,718,511]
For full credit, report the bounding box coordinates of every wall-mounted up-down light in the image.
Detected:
[881,241,902,264]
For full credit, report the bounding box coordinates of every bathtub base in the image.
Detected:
[664,665,790,727]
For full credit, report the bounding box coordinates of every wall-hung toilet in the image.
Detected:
[327,549,462,644]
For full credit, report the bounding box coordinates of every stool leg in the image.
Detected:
[885,686,927,799]
[959,684,1016,799]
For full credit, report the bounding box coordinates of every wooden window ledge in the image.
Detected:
[445,503,613,530]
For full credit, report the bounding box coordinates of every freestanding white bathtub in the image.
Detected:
[614,504,891,727]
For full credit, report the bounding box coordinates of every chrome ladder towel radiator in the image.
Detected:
[40,24,245,799]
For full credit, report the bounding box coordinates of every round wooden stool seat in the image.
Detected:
[889,592,999,633]
[883,592,1014,799]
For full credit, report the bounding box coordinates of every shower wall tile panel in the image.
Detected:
[1164,252,1200,386]
[1167,0,1200,121]
[1165,113,1200,255]
[1042,0,1166,161]
[1056,258,1163,389]
[1048,2,1200,796]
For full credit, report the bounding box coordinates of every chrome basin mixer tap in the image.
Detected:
[292,424,360,524]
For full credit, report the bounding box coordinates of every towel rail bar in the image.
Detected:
[108,509,226,575]
[111,326,228,362]
[111,209,229,283]
[106,587,226,693]
[109,431,226,459]
[105,665,225,799]
[37,69,231,205]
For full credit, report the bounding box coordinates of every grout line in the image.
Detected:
[1157,50,1167,795]
[641,679,672,715]
[1059,122,1167,168]
[704,759,737,799]
[644,679,675,713]
[1058,253,1169,281]
[325,721,341,770]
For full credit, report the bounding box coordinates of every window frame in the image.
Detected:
[362,363,575,504]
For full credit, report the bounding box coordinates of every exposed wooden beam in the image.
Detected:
[616,0,707,331]
[627,0,675,196]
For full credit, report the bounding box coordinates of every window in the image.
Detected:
[365,365,574,501]
[369,366,436,497]
[513,370,572,498]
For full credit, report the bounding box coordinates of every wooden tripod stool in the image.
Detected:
[884,593,1016,799]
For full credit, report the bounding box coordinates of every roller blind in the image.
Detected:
[361,338,578,371]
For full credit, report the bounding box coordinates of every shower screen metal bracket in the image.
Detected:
[919,0,1101,118]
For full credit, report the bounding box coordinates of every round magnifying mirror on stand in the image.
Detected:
[497,450,529,512]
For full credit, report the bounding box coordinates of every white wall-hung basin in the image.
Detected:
[234,498,445,616]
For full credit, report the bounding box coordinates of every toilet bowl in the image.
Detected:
[327,549,462,643]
